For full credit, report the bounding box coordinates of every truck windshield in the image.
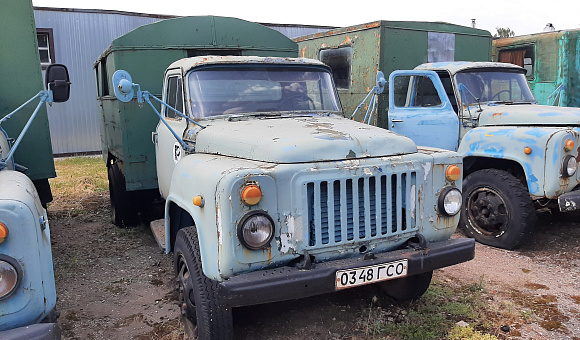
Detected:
[187,65,342,118]
[455,70,536,105]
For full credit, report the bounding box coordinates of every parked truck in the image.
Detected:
[383,61,580,249]
[0,1,71,338]
[492,28,580,108]
[105,54,475,339]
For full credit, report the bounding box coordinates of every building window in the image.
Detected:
[498,46,534,79]
[319,47,352,90]
[37,28,55,70]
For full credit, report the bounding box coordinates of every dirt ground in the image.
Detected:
[48,193,580,340]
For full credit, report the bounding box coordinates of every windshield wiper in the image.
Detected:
[487,101,535,106]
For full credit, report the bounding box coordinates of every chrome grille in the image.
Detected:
[306,172,417,247]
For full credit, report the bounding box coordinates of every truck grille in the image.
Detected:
[306,172,417,247]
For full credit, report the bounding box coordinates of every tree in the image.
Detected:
[494,27,515,38]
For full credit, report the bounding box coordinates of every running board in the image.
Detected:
[150,219,166,252]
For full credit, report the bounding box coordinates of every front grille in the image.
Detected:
[306,172,417,247]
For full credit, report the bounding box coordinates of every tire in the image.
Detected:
[460,169,536,250]
[378,271,433,302]
[174,227,233,340]
[107,161,137,227]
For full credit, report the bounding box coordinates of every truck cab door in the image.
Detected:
[388,70,459,151]
[155,70,187,199]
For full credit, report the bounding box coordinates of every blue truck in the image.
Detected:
[385,61,580,249]
[0,1,71,337]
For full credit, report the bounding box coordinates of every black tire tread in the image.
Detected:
[460,169,536,250]
[174,227,233,340]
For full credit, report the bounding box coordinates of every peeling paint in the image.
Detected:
[422,161,432,181]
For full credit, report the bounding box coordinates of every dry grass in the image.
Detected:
[48,156,109,216]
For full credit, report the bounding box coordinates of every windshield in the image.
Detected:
[186,65,341,118]
[455,70,536,105]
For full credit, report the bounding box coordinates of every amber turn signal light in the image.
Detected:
[445,165,461,182]
[241,185,262,206]
[193,195,204,207]
[565,139,575,152]
[0,223,8,244]
[524,146,532,155]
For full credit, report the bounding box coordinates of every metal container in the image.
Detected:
[0,0,55,203]
[296,21,491,128]
[492,29,580,107]
[95,15,298,195]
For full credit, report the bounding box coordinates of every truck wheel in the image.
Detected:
[378,271,432,302]
[460,169,536,250]
[107,162,136,227]
[174,227,233,340]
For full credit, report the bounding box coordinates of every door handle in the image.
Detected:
[391,119,403,128]
[152,131,158,144]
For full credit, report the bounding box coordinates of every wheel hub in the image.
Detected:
[467,187,509,236]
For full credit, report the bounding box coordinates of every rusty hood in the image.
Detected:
[477,104,580,127]
[191,115,417,163]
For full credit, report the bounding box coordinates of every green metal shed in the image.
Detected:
[95,15,298,196]
[296,21,491,128]
[0,0,56,203]
[492,29,580,107]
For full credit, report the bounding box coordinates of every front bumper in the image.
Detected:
[0,323,60,340]
[558,190,580,212]
[220,238,475,308]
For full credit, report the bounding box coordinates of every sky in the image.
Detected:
[31,0,580,37]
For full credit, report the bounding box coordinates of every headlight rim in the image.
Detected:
[0,255,22,301]
[236,210,275,250]
[562,154,578,178]
[438,186,462,217]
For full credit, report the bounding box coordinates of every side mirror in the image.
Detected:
[45,64,70,103]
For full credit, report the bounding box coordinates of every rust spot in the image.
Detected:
[300,46,307,58]
[492,112,503,118]
[571,295,580,304]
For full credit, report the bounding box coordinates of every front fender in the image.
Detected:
[0,171,56,331]
[165,153,271,281]
[458,126,580,198]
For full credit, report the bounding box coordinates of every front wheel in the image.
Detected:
[174,227,233,340]
[460,169,536,250]
[378,271,433,302]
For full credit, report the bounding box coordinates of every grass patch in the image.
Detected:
[361,278,497,340]
[49,156,109,215]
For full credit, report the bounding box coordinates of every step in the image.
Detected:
[150,219,166,252]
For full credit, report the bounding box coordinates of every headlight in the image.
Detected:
[562,155,577,178]
[0,257,21,300]
[237,211,274,250]
[438,186,462,216]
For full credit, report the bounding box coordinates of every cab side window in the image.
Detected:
[165,76,184,120]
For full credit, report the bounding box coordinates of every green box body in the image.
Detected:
[492,29,580,107]
[0,0,56,181]
[296,21,491,128]
[95,16,298,191]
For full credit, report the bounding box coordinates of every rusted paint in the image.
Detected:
[492,112,503,118]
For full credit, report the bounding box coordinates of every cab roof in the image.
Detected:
[167,56,328,73]
[414,61,524,75]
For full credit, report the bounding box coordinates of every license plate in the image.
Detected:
[335,259,408,289]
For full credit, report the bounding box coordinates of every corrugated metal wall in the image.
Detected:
[34,9,166,155]
[33,8,334,155]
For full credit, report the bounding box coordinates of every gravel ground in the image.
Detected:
[48,194,580,340]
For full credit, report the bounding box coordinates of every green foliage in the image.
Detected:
[494,27,515,38]
[364,279,496,340]
[447,325,498,340]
